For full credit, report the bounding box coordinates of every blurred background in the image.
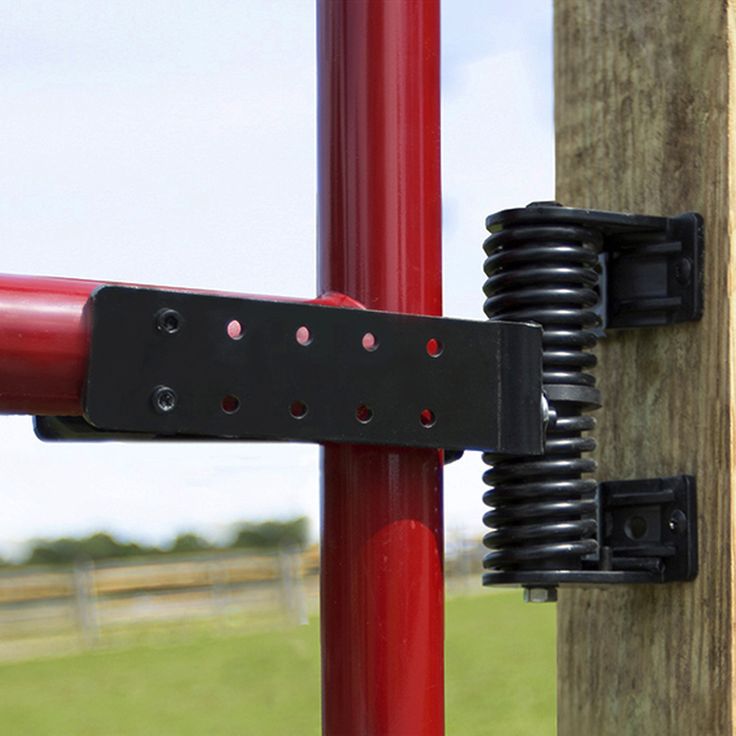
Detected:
[0,2,555,733]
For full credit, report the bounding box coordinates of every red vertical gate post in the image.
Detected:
[317,1,444,735]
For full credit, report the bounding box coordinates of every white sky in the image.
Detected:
[0,1,553,558]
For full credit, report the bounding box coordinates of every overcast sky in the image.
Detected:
[0,1,553,558]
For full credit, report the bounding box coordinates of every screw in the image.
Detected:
[523,586,558,604]
[155,308,182,335]
[668,509,687,535]
[152,385,177,414]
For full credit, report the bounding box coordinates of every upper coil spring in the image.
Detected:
[483,225,602,387]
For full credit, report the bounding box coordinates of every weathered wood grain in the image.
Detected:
[555,2,734,734]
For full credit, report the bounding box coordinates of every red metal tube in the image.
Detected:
[317,1,444,734]
[0,275,98,415]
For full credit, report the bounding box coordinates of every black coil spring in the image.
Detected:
[482,223,602,575]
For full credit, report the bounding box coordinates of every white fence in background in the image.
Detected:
[0,536,484,660]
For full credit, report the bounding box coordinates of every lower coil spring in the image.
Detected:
[482,222,602,580]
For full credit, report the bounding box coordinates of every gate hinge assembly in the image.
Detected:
[34,202,703,599]
[481,202,702,599]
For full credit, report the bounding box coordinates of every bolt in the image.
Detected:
[541,394,550,429]
[668,509,687,535]
[155,308,182,335]
[523,586,558,604]
[152,385,177,414]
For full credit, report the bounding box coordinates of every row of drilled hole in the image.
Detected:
[226,319,444,357]
[223,319,439,426]
[219,395,436,427]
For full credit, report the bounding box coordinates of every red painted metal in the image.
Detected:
[317,0,444,734]
[0,274,359,416]
[0,275,98,415]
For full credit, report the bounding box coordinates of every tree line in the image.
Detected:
[0,517,309,567]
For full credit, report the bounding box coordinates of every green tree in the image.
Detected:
[26,532,159,565]
[170,533,212,554]
[231,517,308,550]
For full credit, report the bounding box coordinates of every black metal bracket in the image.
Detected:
[480,202,702,595]
[486,203,704,330]
[36,285,544,455]
[483,475,697,588]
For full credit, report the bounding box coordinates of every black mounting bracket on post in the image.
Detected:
[496,202,704,330]
[33,202,704,597]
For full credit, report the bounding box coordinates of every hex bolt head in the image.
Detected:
[155,308,182,335]
[523,586,558,604]
[152,385,177,414]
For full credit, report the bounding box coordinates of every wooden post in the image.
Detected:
[555,2,733,733]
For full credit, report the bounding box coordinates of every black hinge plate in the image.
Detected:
[77,286,544,453]
[598,474,697,583]
[486,204,704,330]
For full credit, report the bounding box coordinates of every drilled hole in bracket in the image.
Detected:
[625,515,648,541]
[221,394,240,414]
[356,404,373,424]
[426,338,443,358]
[361,332,378,351]
[290,400,308,419]
[227,320,244,340]
[295,326,312,346]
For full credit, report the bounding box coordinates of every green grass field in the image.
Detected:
[0,593,554,735]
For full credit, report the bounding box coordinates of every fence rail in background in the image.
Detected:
[0,547,317,658]
[0,539,481,662]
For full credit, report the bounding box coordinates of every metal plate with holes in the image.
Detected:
[83,286,544,453]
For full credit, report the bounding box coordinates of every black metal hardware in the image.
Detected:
[32,202,702,597]
[481,203,702,595]
[483,475,697,587]
[487,202,704,330]
[49,285,544,454]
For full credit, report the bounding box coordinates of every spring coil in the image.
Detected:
[482,223,602,577]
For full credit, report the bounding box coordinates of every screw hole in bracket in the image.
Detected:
[356,404,373,424]
[420,408,436,427]
[227,320,244,340]
[290,400,308,419]
[295,326,312,346]
[624,515,648,541]
[221,394,240,414]
[361,332,378,351]
[426,338,443,358]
